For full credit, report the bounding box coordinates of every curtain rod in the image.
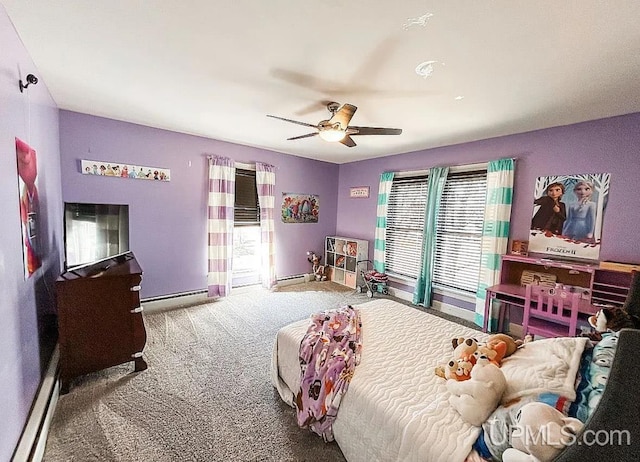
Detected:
[389,157,516,178]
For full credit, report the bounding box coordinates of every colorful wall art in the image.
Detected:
[16,138,42,278]
[529,172,611,261]
[81,159,170,181]
[281,193,319,223]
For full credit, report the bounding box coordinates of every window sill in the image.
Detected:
[433,284,476,303]
[386,273,476,303]
[386,272,416,284]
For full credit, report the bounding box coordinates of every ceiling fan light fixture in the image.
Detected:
[318,129,346,142]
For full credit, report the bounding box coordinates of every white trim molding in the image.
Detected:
[12,345,60,462]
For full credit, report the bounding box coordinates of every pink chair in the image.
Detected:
[522,284,581,338]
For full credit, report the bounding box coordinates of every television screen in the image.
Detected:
[64,202,130,270]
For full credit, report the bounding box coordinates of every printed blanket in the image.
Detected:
[295,305,362,442]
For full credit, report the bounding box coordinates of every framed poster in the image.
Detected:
[16,138,42,278]
[281,193,319,223]
[349,186,370,198]
[529,173,610,261]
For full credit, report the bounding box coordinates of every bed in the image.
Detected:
[271,298,640,461]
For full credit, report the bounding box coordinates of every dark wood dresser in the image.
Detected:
[56,251,147,392]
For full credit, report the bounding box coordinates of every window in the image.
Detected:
[433,171,487,292]
[385,167,487,294]
[234,169,259,225]
[386,176,428,279]
[233,169,260,286]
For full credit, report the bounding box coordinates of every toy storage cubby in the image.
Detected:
[325,236,369,289]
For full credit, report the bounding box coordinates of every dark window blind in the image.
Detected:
[235,169,259,225]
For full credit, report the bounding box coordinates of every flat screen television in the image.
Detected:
[63,202,130,270]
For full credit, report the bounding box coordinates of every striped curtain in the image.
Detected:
[207,156,236,298]
[373,172,394,272]
[256,162,277,289]
[474,158,515,329]
[413,166,449,307]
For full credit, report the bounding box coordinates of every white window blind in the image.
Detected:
[433,171,487,292]
[385,176,428,278]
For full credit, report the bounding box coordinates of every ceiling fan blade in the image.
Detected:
[329,104,357,130]
[349,126,402,136]
[287,132,319,141]
[266,114,317,128]
[340,135,357,147]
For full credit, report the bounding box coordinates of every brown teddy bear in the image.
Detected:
[436,334,522,380]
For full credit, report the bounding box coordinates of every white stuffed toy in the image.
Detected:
[446,356,507,426]
[503,402,584,462]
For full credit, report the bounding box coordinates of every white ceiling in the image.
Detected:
[4,1,640,164]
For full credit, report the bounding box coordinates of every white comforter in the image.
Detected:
[271,299,490,462]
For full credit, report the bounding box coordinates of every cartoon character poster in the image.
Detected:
[16,138,42,278]
[281,193,319,223]
[529,173,610,261]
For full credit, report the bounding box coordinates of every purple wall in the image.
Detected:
[337,113,640,267]
[59,111,340,298]
[0,6,63,460]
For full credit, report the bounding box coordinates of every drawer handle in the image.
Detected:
[131,351,143,358]
[130,285,142,292]
[130,306,144,313]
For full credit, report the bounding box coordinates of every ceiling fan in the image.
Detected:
[266,102,402,147]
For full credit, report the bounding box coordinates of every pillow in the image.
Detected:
[476,392,572,460]
[499,336,589,402]
[570,332,619,422]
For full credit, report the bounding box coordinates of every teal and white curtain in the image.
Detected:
[413,166,449,307]
[207,156,235,298]
[474,158,515,329]
[256,162,277,289]
[373,172,394,273]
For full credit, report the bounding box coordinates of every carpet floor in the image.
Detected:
[43,282,476,461]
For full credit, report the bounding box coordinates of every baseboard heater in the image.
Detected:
[12,345,60,462]
[142,288,208,303]
[142,275,308,312]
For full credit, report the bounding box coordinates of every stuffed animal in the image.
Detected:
[590,306,639,332]
[306,251,327,281]
[582,306,640,341]
[446,356,507,426]
[437,334,522,380]
[503,402,583,462]
[452,337,479,362]
[486,333,523,358]
[435,357,474,381]
[474,340,508,366]
[436,337,479,380]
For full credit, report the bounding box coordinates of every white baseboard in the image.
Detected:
[12,345,60,462]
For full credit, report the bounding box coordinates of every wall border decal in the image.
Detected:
[81,159,170,181]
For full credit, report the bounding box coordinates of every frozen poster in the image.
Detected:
[529,173,610,261]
